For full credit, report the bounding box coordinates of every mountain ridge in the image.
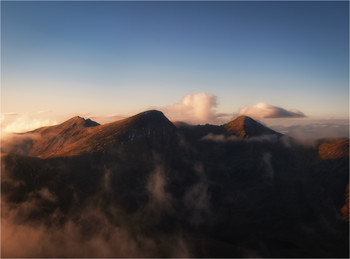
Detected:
[3,111,348,162]
[4,111,283,158]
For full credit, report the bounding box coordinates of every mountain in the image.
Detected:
[175,115,281,142]
[24,116,100,157]
[224,115,281,138]
[4,113,280,158]
[30,116,100,137]
[1,110,349,258]
[3,110,177,158]
[48,109,177,158]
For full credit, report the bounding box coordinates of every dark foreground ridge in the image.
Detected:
[1,110,349,257]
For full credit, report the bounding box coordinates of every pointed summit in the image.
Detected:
[127,110,175,128]
[31,116,99,135]
[128,110,171,125]
[105,110,177,142]
[224,115,281,138]
[60,116,100,128]
[23,116,100,157]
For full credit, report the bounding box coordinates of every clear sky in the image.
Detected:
[1,1,349,129]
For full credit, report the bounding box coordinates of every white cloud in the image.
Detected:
[161,92,231,124]
[1,112,57,135]
[146,165,172,212]
[3,117,56,133]
[239,102,305,119]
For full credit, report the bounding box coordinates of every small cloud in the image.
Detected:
[161,92,232,124]
[239,102,306,119]
[37,188,56,203]
[146,165,172,212]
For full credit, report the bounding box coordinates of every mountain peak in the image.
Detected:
[224,115,280,138]
[232,115,255,126]
[120,110,174,129]
[133,110,167,121]
[30,116,99,138]
[64,116,100,127]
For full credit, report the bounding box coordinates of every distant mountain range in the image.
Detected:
[3,111,283,158]
[1,110,349,258]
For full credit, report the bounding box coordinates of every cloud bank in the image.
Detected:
[270,122,349,140]
[239,102,305,119]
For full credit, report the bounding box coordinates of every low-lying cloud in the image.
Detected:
[1,111,57,135]
[1,203,158,258]
[1,132,40,155]
[270,122,349,140]
[239,102,305,119]
[1,153,192,258]
[146,164,173,212]
[202,133,238,142]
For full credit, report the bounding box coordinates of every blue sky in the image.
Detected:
[1,1,349,129]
